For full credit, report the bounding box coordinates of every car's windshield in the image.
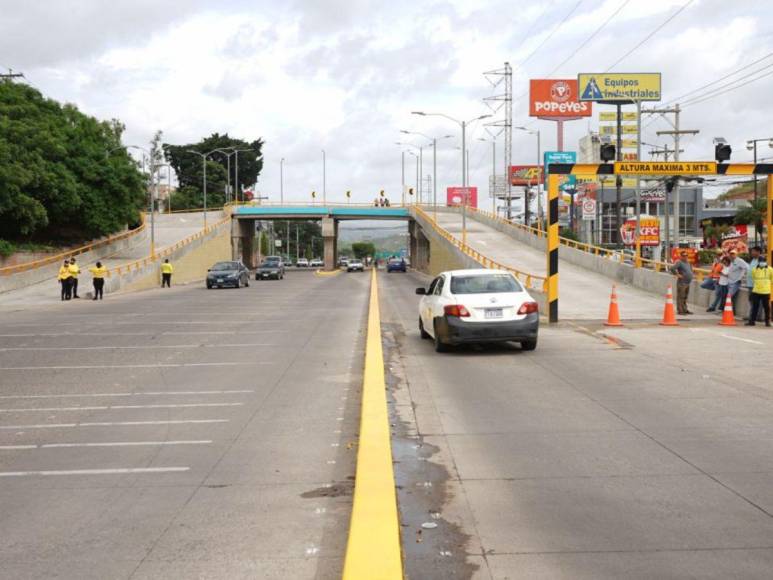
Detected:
[260,262,278,268]
[211,262,238,271]
[450,274,522,294]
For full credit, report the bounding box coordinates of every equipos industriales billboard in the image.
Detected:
[578,73,661,102]
[529,79,592,117]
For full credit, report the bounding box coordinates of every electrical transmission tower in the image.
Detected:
[0,68,24,81]
[483,62,512,218]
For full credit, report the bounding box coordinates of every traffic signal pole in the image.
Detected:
[547,174,560,323]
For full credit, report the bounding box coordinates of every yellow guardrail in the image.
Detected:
[413,206,548,293]
[465,206,711,282]
[342,268,403,580]
[0,215,147,276]
[106,215,230,278]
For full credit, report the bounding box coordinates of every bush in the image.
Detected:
[0,239,14,258]
[697,249,718,265]
[560,227,580,242]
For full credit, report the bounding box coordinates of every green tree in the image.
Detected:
[271,221,322,260]
[164,133,264,210]
[352,241,376,259]
[734,198,767,233]
[0,80,145,242]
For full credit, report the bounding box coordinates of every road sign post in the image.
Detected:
[547,174,560,323]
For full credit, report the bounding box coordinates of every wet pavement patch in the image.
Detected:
[300,482,354,499]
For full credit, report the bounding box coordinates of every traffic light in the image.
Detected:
[713,137,731,162]
[600,143,616,162]
[379,189,385,197]
[311,190,316,199]
[346,190,351,198]
[408,187,414,196]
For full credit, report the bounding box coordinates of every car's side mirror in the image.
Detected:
[415,287,426,295]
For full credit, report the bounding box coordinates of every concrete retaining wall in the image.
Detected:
[0,227,149,295]
[93,222,231,297]
[449,207,751,317]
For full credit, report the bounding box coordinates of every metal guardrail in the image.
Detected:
[0,215,147,276]
[106,215,230,277]
[466,206,711,282]
[413,206,548,292]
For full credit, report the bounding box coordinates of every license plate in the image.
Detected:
[485,308,503,319]
[217,278,223,283]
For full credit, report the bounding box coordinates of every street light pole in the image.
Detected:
[401,131,453,216]
[401,151,405,206]
[746,137,773,244]
[322,149,326,205]
[280,158,285,204]
[187,149,223,228]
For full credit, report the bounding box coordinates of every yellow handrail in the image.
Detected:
[413,206,547,292]
[0,214,147,276]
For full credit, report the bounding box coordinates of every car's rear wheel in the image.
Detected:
[244,277,249,287]
[419,317,430,339]
[433,321,449,353]
[206,282,212,289]
[521,339,538,351]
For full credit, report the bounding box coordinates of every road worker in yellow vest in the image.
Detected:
[68,257,81,298]
[161,259,173,288]
[89,261,107,300]
[58,259,72,301]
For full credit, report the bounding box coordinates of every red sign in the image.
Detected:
[720,225,748,254]
[510,165,542,186]
[529,79,592,118]
[446,187,478,208]
[620,217,660,247]
[243,190,254,201]
[671,248,699,265]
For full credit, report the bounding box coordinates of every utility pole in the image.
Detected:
[401,151,405,206]
[644,104,699,258]
[296,223,300,261]
[280,158,285,203]
[0,69,24,81]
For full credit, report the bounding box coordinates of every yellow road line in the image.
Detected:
[314,268,342,277]
[343,269,403,580]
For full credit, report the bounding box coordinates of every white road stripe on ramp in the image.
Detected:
[0,467,190,477]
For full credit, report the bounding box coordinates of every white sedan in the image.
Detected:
[416,269,539,352]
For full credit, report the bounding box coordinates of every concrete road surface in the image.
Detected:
[435,212,715,322]
[0,212,214,308]
[0,269,367,579]
[379,269,773,580]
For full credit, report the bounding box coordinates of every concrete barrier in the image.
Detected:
[0,227,149,295]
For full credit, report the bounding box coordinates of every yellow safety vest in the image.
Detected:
[161,263,173,274]
[68,263,80,277]
[751,266,773,295]
[89,266,108,279]
[58,266,71,280]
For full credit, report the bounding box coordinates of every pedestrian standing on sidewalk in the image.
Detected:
[58,259,72,301]
[726,249,749,314]
[89,261,107,300]
[670,250,693,315]
[707,255,731,312]
[68,257,81,298]
[745,246,764,321]
[161,259,173,288]
[746,259,773,327]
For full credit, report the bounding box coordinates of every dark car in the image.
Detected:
[256,257,285,280]
[387,258,407,273]
[207,261,250,289]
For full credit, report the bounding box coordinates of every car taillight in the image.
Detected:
[444,304,470,317]
[517,301,539,315]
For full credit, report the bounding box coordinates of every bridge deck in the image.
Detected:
[233,206,410,220]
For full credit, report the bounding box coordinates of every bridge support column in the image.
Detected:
[231,219,257,268]
[409,220,430,273]
[322,217,338,271]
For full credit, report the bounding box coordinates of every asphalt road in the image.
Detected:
[378,269,773,580]
[0,269,370,579]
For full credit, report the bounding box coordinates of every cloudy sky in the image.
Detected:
[3,0,771,203]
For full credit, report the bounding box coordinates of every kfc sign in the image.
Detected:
[530,79,592,117]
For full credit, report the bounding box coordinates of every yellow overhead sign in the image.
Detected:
[621,139,638,148]
[615,161,717,175]
[599,112,638,122]
[600,125,639,135]
[578,73,661,102]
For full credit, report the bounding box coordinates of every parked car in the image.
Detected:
[387,257,407,273]
[416,269,539,352]
[338,257,350,268]
[206,261,250,289]
[347,259,365,272]
[309,258,324,268]
[295,258,309,268]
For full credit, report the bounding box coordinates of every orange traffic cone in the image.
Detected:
[659,284,679,326]
[604,284,623,326]
[719,295,736,326]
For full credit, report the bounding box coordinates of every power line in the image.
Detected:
[680,67,773,109]
[509,1,557,55]
[604,0,694,72]
[516,0,585,70]
[543,0,632,78]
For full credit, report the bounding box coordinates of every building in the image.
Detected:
[578,132,601,164]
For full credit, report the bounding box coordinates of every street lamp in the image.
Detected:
[124,145,160,257]
[478,136,498,216]
[321,150,326,205]
[158,163,173,215]
[402,130,453,219]
[746,137,773,244]
[515,126,542,227]
[280,158,285,204]
[186,149,223,228]
[406,150,419,204]
[397,143,421,204]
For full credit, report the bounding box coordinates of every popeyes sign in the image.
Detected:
[529,79,592,118]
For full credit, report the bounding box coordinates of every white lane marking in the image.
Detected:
[0,467,190,477]
[720,333,765,345]
[0,331,285,337]
[0,362,272,370]
[0,390,253,400]
[0,419,229,430]
[0,440,211,450]
[0,403,243,412]
[0,344,273,352]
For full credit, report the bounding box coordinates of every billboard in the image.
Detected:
[600,125,639,135]
[599,112,638,122]
[510,165,542,186]
[446,186,478,208]
[544,151,577,192]
[578,73,661,102]
[620,217,660,246]
[529,79,592,117]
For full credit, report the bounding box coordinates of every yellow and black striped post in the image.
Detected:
[547,174,560,323]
